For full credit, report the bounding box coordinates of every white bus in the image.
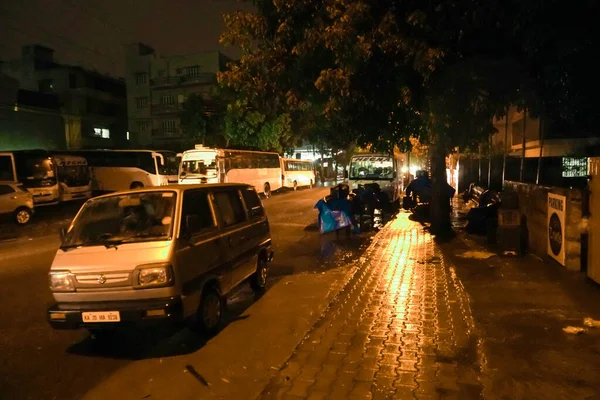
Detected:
[52,154,92,202]
[347,150,405,203]
[0,150,60,205]
[281,158,315,190]
[59,150,179,192]
[179,145,282,197]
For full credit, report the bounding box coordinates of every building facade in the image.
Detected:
[491,107,600,158]
[0,73,65,151]
[124,43,230,150]
[0,44,128,150]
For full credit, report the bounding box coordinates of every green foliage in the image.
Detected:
[180,94,210,145]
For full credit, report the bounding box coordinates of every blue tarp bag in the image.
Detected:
[315,199,353,234]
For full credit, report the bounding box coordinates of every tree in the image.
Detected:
[180,94,216,147]
[219,0,598,234]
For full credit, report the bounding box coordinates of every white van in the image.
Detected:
[47,183,273,336]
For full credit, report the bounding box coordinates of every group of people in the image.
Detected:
[405,169,456,205]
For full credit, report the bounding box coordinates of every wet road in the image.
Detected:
[0,187,373,400]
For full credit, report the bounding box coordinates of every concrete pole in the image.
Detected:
[536,116,545,185]
[520,109,527,182]
[502,108,509,189]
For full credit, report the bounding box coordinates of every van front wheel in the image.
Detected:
[197,287,224,335]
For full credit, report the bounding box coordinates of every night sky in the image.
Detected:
[0,0,252,78]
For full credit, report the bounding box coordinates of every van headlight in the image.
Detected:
[49,271,75,292]
[134,263,174,288]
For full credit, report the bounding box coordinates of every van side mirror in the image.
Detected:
[60,227,67,241]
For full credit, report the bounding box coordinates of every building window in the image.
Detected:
[188,66,200,78]
[161,95,175,105]
[137,121,149,133]
[136,97,148,109]
[93,128,110,139]
[135,72,148,85]
[163,120,176,133]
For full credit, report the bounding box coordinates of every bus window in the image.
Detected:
[0,155,15,181]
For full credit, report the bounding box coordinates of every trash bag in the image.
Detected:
[315,199,353,234]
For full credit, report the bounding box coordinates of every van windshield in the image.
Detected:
[61,191,177,250]
[349,156,394,180]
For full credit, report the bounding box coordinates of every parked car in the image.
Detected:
[0,182,34,225]
[47,183,273,336]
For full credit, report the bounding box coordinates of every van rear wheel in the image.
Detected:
[293,181,298,191]
[263,183,271,198]
[250,257,268,293]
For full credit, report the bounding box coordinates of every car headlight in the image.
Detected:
[49,271,75,292]
[134,263,174,289]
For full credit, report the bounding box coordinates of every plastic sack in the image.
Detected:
[320,209,352,234]
[315,199,353,234]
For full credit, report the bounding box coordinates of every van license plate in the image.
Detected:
[82,311,120,323]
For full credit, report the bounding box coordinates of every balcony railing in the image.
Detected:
[150,73,216,88]
[152,128,180,138]
[149,77,180,87]
[151,103,183,114]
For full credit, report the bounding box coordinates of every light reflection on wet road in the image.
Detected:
[261,213,484,399]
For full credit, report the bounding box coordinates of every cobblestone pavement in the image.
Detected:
[261,213,484,400]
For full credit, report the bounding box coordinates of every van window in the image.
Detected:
[181,190,214,234]
[213,191,247,227]
[0,185,15,195]
[241,188,264,218]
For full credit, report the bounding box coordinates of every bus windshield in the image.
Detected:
[349,156,394,180]
[156,152,179,176]
[18,157,57,187]
[57,164,89,187]
[180,152,218,178]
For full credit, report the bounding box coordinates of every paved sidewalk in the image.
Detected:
[260,213,483,399]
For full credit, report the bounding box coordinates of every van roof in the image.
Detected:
[91,183,254,200]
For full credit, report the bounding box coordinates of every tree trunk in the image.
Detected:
[430,136,452,236]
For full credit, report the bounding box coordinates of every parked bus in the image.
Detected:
[0,150,60,205]
[51,154,92,202]
[347,150,405,203]
[58,149,179,192]
[280,158,315,190]
[179,145,282,197]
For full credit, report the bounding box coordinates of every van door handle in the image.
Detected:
[10,196,17,200]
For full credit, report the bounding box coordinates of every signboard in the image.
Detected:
[562,157,588,178]
[547,193,566,265]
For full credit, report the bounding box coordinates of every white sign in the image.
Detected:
[547,193,566,266]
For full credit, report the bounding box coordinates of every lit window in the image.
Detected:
[161,95,175,105]
[93,128,110,139]
[127,131,130,140]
